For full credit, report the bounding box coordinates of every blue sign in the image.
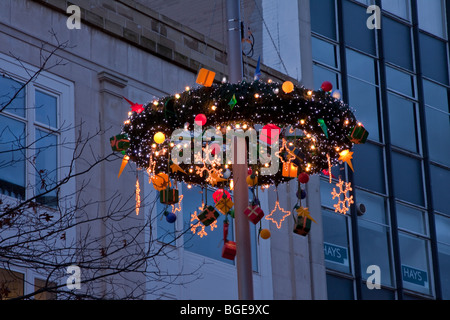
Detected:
[402,265,428,287]
[324,242,349,266]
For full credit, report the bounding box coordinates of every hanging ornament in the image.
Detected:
[298,172,310,184]
[197,205,219,227]
[260,124,281,145]
[228,94,237,110]
[318,118,329,139]
[282,81,294,94]
[265,194,291,229]
[154,132,166,144]
[151,173,170,191]
[221,220,237,261]
[282,162,298,178]
[339,150,354,172]
[195,114,207,126]
[196,68,216,87]
[215,196,234,215]
[160,187,179,205]
[110,134,130,152]
[135,176,141,216]
[213,189,231,203]
[296,189,307,200]
[123,96,144,114]
[321,81,333,92]
[170,161,187,174]
[259,228,271,240]
[246,174,258,187]
[165,211,177,223]
[348,124,369,144]
[332,89,342,100]
[244,204,265,224]
[223,168,232,179]
[118,155,130,178]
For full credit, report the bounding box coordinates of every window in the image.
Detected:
[34,278,57,300]
[382,17,413,71]
[417,0,446,39]
[0,54,74,208]
[419,33,449,85]
[0,268,24,300]
[343,0,376,55]
[435,214,450,299]
[353,143,385,194]
[381,0,410,21]
[391,152,424,206]
[310,0,337,40]
[430,165,450,215]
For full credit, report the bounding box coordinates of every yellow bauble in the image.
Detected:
[246,175,258,187]
[282,81,294,94]
[154,132,166,144]
[151,173,171,191]
[260,229,271,240]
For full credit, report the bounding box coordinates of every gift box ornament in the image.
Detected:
[222,240,237,260]
[197,205,219,226]
[196,68,216,87]
[348,125,369,144]
[216,197,234,215]
[160,188,179,205]
[244,205,264,224]
[293,215,312,236]
[282,162,298,178]
[288,146,306,167]
[110,134,130,152]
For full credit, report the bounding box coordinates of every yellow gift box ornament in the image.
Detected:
[215,197,234,215]
[282,162,298,178]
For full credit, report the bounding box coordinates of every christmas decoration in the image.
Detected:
[298,172,309,184]
[160,187,179,205]
[135,177,141,216]
[293,214,312,237]
[260,124,281,145]
[215,197,234,215]
[282,162,298,178]
[110,134,130,152]
[123,96,144,114]
[246,174,258,187]
[331,178,354,215]
[190,204,218,238]
[259,228,271,240]
[118,155,129,178]
[321,81,333,92]
[195,114,207,126]
[244,204,264,224]
[222,220,236,261]
[338,149,354,172]
[196,68,216,87]
[348,124,369,144]
[282,81,294,94]
[165,211,177,223]
[151,173,170,191]
[197,205,219,226]
[154,132,166,144]
[213,189,232,203]
[265,198,291,229]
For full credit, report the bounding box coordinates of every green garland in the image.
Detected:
[121,80,362,187]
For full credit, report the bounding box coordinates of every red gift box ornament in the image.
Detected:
[244,204,264,224]
[221,221,236,261]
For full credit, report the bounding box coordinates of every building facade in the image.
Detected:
[0,0,448,300]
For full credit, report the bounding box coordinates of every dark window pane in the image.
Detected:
[310,0,336,40]
[420,32,449,85]
[382,17,413,70]
[312,37,337,67]
[391,152,424,206]
[361,285,395,300]
[358,220,394,287]
[35,90,57,128]
[430,165,450,214]
[313,64,339,91]
[399,232,432,295]
[353,143,385,194]
[34,278,57,300]
[354,189,388,224]
[35,130,58,207]
[0,76,25,118]
[423,80,449,113]
[343,0,376,55]
[386,66,415,97]
[438,243,450,299]
[347,77,380,142]
[346,49,376,83]
[0,115,25,200]
[396,203,427,235]
[387,93,418,153]
[426,107,450,166]
[323,209,351,274]
[326,274,354,300]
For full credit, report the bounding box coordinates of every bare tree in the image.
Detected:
[0,32,200,300]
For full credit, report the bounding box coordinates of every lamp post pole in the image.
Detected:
[226,0,254,300]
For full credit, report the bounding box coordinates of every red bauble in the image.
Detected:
[298,172,310,184]
[321,81,333,92]
[195,114,207,126]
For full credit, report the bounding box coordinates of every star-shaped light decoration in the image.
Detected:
[171,195,184,214]
[339,149,354,172]
[123,96,144,114]
[295,206,317,224]
[265,200,291,229]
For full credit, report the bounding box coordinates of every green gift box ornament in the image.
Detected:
[197,205,219,227]
[160,188,179,205]
[294,215,312,237]
[348,125,369,144]
[110,134,130,152]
